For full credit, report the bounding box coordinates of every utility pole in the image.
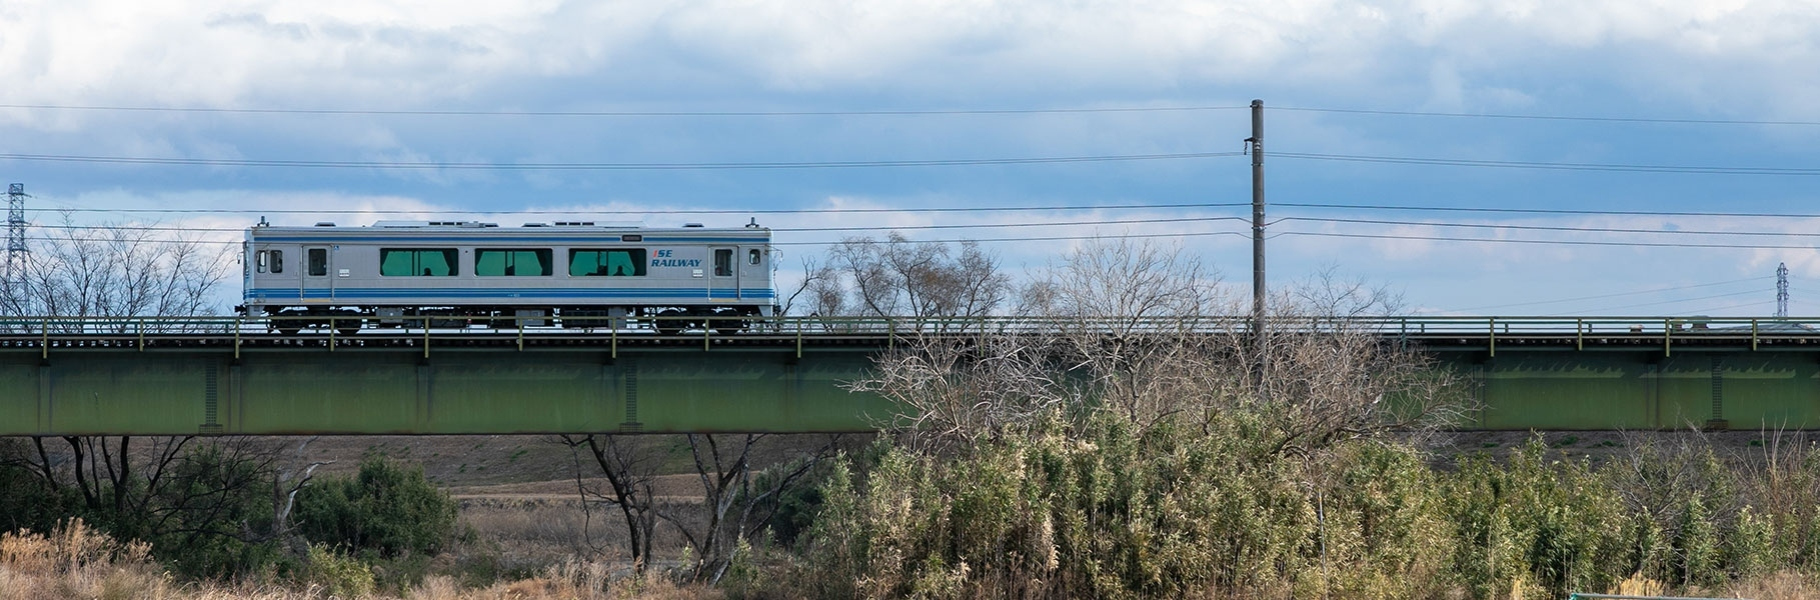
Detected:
[1247,100,1265,334]
[1777,262,1790,318]
[1245,100,1268,397]
[4,183,24,289]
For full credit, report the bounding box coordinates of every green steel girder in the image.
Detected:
[0,347,895,436]
[6,335,1820,434]
[1433,349,1820,431]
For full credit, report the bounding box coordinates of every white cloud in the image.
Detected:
[6,1,1820,319]
[6,1,1818,115]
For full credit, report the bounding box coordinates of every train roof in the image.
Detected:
[246,220,771,242]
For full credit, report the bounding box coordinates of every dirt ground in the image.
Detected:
[286,433,859,488]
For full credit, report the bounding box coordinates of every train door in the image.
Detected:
[302,245,333,304]
[709,246,738,300]
[249,242,292,305]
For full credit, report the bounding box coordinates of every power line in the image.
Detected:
[27,228,1250,247]
[23,215,1247,235]
[0,103,1248,117]
[1553,289,1767,316]
[1278,202,1820,220]
[786,216,1242,233]
[1273,230,1820,250]
[1276,216,1820,239]
[1675,299,1779,316]
[1276,151,1820,176]
[1275,106,1820,127]
[1451,277,1770,312]
[33,201,1249,216]
[0,151,1242,170]
[9,101,1810,126]
[772,229,1247,246]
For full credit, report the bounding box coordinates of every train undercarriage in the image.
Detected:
[244,305,767,336]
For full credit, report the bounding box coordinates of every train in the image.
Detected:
[237,218,778,334]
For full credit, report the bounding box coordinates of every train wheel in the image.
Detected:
[709,308,745,335]
[654,309,685,336]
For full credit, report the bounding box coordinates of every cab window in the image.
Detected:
[748,249,762,266]
[476,249,553,276]
[713,249,733,276]
[570,249,646,277]
[380,248,458,276]
[256,250,284,274]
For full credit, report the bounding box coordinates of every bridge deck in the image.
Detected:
[3,315,1819,435]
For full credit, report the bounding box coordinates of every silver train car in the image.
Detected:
[239,219,777,334]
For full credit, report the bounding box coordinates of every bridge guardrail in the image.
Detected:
[1,314,1818,336]
[3,315,1819,360]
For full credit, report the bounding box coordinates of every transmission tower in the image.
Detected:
[1777,262,1790,318]
[4,183,23,288]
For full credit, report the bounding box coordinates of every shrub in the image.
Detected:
[308,543,376,598]
[295,454,459,560]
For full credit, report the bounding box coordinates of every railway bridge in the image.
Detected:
[3,315,1820,435]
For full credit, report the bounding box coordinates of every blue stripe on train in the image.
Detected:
[250,236,768,244]
[245,288,776,300]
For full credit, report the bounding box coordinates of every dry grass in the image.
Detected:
[8,516,1820,599]
[462,498,593,552]
[405,561,720,600]
[1722,570,1820,600]
[453,477,716,573]
[0,518,180,600]
[0,520,722,600]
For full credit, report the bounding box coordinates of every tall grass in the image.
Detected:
[773,423,1820,600]
[0,519,723,599]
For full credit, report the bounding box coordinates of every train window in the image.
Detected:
[256,250,268,273]
[569,249,646,277]
[477,249,553,276]
[380,248,459,276]
[270,250,284,274]
[714,249,733,276]
[307,249,327,276]
[748,249,762,266]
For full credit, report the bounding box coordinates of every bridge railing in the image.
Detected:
[2,314,1818,342]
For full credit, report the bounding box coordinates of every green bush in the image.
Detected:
[295,454,459,560]
[791,421,1820,599]
[0,439,74,535]
[307,543,376,598]
[0,439,286,580]
[800,412,1426,598]
[1442,438,1632,598]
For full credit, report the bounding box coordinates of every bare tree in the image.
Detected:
[1022,236,1223,322]
[0,214,289,567]
[563,432,841,582]
[850,335,1075,454]
[0,214,232,331]
[853,237,1468,454]
[271,437,331,556]
[564,434,664,572]
[817,233,1011,331]
[779,256,836,316]
[0,215,241,516]
[659,433,841,584]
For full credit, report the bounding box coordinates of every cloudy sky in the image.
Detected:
[5,0,1820,316]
